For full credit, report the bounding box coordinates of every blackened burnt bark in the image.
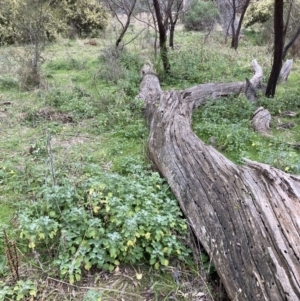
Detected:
[265,0,284,97]
[282,26,300,60]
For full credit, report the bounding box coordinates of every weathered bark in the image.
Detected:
[245,78,256,102]
[281,111,297,118]
[138,62,300,301]
[251,107,271,135]
[278,60,293,83]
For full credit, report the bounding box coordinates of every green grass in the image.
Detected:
[0,21,299,300]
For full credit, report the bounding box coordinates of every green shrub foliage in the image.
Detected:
[244,0,300,51]
[60,0,108,37]
[18,164,190,283]
[183,0,219,31]
[0,0,61,45]
[0,0,107,45]
[244,0,273,28]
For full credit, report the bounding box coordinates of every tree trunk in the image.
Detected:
[115,0,137,48]
[168,0,184,49]
[282,26,300,60]
[231,0,251,50]
[169,24,175,49]
[152,0,170,73]
[265,0,284,97]
[105,0,137,49]
[138,62,300,301]
[216,0,239,37]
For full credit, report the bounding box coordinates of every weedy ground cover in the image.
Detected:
[0,20,299,300]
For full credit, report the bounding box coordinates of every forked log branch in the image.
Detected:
[138,61,300,301]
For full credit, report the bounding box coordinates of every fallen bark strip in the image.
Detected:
[138,61,300,301]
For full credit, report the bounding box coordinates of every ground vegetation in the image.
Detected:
[0,9,299,301]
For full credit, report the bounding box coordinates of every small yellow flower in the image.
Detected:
[127,240,135,247]
[93,206,100,213]
[29,241,35,249]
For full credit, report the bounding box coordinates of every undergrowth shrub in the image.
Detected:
[18,61,42,91]
[45,58,87,71]
[0,77,18,90]
[97,46,125,83]
[59,0,108,37]
[25,82,145,135]
[18,163,190,284]
[244,0,273,28]
[43,85,142,123]
[183,0,219,31]
[43,87,99,119]
[257,91,300,115]
[97,46,142,97]
[197,95,256,123]
[0,0,107,45]
[257,141,300,174]
[193,96,300,171]
[0,279,37,301]
[90,90,144,133]
[161,45,251,87]
[244,0,300,53]
[0,0,61,45]
[244,30,268,46]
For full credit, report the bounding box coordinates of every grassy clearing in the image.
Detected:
[0,18,299,300]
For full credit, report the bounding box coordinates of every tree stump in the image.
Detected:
[137,61,300,301]
[251,107,271,135]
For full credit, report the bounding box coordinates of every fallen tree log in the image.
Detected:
[137,61,300,301]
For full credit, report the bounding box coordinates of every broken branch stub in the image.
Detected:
[279,59,293,83]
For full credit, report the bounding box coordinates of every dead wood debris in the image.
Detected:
[25,107,73,123]
[277,122,295,129]
[0,101,12,106]
[84,40,97,46]
[280,111,297,117]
